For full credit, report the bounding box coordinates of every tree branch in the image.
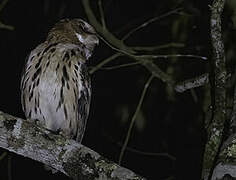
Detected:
[202,0,227,179]
[208,49,236,180]
[82,0,173,83]
[119,75,154,164]
[0,21,14,30]
[89,53,122,74]
[122,8,182,41]
[82,0,208,93]
[82,0,135,54]
[0,0,14,30]
[212,133,236,179]
[175,73,209,93]
[0,0,8,12]
[0,111,146,180]
[131,42,185,51]
[98,0,106,29]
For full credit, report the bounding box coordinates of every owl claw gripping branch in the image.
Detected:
[20,19,99,142]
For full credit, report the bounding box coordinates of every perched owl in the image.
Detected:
[20,19,99,142]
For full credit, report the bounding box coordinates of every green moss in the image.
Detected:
[203,127,222,170]
[220,143,236,164]
[8,136,25,150]
[3,119,17,131]
[95,158,117,176]
[63,149,99,179]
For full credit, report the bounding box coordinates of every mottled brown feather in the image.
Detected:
[21,18,98,142]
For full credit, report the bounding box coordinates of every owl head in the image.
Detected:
[47,18,99,53]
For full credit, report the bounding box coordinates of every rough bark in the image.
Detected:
[202,0,226,179]
[210,45,236,180]
[0,111,146,180]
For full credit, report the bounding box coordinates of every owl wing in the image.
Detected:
[20,43,46,117]
[21,42,92,142]
[76,62,91,142]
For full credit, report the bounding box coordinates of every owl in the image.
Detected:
[20,19,99,142]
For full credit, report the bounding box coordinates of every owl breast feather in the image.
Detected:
[21,43,91,142]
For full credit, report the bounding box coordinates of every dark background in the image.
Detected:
[0,0,234,179]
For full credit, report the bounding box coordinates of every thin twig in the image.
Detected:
[93,31,174,85]
[82,0,135,54]
[0,0,14,31]
[0,21,14,30]
[98,0,106,29]
[102,130,176,160]
[137,54,207,61]
[101,62,140,70]
[8,154,12,180]
[190,89,198,103]
[97,34,136,56]
[118,75,154,165]
[140,59,174,85]
[83,0,197,86]
[131,42,185,51]
[95,35,175,84]
[83,0,204,91]
[89,53,122,74]
[123,146,176,161]
[96,35,200,86]
[163,176,175,180]
[0,0,8,12]
[0,151,7,160]
[122,8,182,41]
[97,26,206,62]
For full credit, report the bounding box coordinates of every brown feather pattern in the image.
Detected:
[21,19,99,142]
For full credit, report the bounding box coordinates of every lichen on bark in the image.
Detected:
[202,0,226,179]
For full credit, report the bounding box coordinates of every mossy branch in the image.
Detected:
[0,111,146,180]
[202,0,227,179]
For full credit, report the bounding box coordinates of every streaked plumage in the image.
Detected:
[20,19,99,142]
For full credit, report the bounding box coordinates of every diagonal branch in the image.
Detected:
[134,54,207,61]
[82,0,208,92]
[0,0,8,12]
[0,111,146,180]
[0,21,14,30]
[98,0,106,29]
[98,62,140,71]
[82,0,176,86]
[131,42,185,51]
[89,53,122,74]
[175,73,209,93]
[82,0,135,54]
[122,8,182,41]
[0,0,14,30]
[118,75,154,164]
[140,59,174,85]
